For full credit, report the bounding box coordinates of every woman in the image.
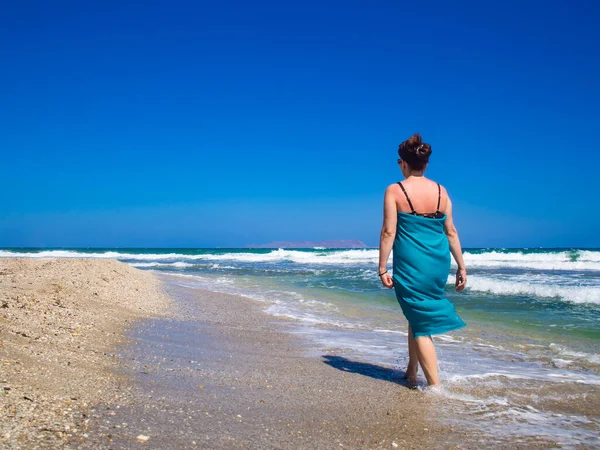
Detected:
[378,133,467,387]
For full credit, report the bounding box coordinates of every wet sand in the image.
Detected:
[83,277,462,449]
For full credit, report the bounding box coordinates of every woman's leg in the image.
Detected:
[405,326,419,380]
[414,335,440,386]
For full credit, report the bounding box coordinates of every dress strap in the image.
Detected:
[436,183,441,212]
[397,182,415,213]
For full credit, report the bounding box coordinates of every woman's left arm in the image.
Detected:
[378,185,397,288]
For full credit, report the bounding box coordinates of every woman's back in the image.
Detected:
[395,177,447,216]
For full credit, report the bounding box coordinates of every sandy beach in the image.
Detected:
[0,259,463,449]
[0,259,171,448]
[2,258,572,449]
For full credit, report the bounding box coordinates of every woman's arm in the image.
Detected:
[378,185,397,288]
[443,195,467,292]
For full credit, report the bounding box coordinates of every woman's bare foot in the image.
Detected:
[403,364,418,383]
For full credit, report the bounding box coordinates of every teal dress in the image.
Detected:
[393,182,466,338]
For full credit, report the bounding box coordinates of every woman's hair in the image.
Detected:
[398,133,432,171]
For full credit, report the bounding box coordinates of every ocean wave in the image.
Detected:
[2,248,600,271]
[0,248,380,265]
[456,275,600,305]
[462,250,600,271]
[129,261,196,268]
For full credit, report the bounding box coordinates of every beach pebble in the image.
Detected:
[136,434,150,442]
[392,442,399,448]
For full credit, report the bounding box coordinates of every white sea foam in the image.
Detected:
[3,248,600,271]
[435,334,465,343]
[129,261,196,268]
[428,382,600,446]
[549,343,600,366]
[579,250,600,262]
[265,304,360,328]
[129,262,160,268]
[452,274,600,305]
[449,372,540,383]
[0,248,381,265]
[461,250,600,271]
[373,329,409,336]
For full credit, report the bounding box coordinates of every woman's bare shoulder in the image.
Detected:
[438,183,449,198]
[427,179,447,193]
[436,183,452,212]
[385,182,401,193]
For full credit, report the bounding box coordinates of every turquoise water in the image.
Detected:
[2,247,599,445]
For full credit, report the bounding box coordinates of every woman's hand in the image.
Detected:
[380,272,394,289]
[455,268,467,292]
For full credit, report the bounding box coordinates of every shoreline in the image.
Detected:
[0,258,569,448]
[84,275,459,448]
[1,259,458,448]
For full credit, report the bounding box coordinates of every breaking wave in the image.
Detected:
[1,248,600,271]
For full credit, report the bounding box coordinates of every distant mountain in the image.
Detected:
[248,240,368,249]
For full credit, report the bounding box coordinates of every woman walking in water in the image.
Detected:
[378,133,467,386]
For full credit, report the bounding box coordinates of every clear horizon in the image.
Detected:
[2,1,599,248]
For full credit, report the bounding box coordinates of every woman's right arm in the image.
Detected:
[443,195,467,292]
[378,184,397,289]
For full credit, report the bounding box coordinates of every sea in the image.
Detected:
[2,247,599,447]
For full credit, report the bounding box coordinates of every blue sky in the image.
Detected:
[1,0,599,248]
